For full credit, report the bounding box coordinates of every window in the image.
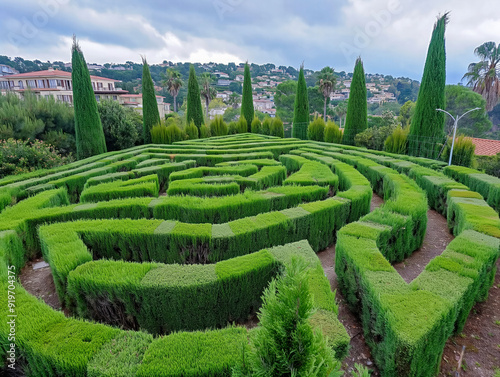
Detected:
[18,81,24,89]
[37,80,45,88]
[92,82,96,90]
[57,80,63,87]
[108,83,113,90]
[95,95,100,102]
[27,80,36,88]
[98,82,103,89]
[57,95,63,101]
[0,82,8,89]
[49,79,57,88]
[112,95,117,101]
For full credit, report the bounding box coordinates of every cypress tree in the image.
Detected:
[186,65,204,129]
[292,64,309,139]
[408,13,449,158]
[343,57,367,145]
[142,57,160,144]
[71,37,107,159]
[241,62,254,132]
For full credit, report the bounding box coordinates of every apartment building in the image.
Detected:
[120,94,171,118]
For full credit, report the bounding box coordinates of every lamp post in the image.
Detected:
[436,108,481,166]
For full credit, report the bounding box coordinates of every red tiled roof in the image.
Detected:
[121,94,164,98]
[471,137,500,156]
[3,69,120,82]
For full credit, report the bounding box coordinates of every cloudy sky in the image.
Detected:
[2,0,499,83]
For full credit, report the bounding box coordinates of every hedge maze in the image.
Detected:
[0,134,498,376]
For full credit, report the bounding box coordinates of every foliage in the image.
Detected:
[210,115,228,136]
[150,123,184,144]
[270,117,284,138]
[408,14,448,158]
[251,117,262,134]
[292,65,310,139]
[232,258,341,377]
[97,100,141,150]
[444,85,492,137]
[200,72,217,121]
[355,124,396,151]
[223,107,240,123]
[228,93,241,109]
[241,63,254,132]
[274,80,297,124]
[397,100,416,127]
[317,66,337,119]
[237,116,248,134]
[72,36,107,158]
[343,57,367,145]
[384,126,409,154]
[441,135,476,167]
[463,41,500,111]
[324,121,343,143]
[0,138,72,177]
[262,116,272,135]
[141,57,161,144]
[161,68,183,112]
[185,120,199,139]
[186,65,204,129]
[307,116,326,141]
[200,124,211,138]
[333,101,348,128]
[476,153,500,178]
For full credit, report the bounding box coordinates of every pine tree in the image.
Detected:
[141,57,160,144]
[292,64,309,139]
[241,62,254,132]
[343,57,367,145]
[71,36,107,159]
[408,14,449,158]
[186,65,204,129]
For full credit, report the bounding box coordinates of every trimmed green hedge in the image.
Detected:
[80,174,159,203]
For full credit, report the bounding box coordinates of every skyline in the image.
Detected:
[2,1,500,84]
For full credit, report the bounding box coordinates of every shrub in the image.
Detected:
[441,134,475,167]
[237,116,247,134]
[250,117,262,134]
[232,258,341,376]
[210,116,228,136]
[262,116,272,135]
[185,121,199,140]
[150,124,184,144]
[200,124,211,138]
[0,139,72,178]
[354,125,396,151]
[307,116,326,141]
[97,100,140,151]
[384,126,409,154]
[228,121,239,135]
[476,153,500,177]
[324,120,342,143]
[270,117,284,138]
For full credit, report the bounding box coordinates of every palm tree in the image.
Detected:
[463,41,500,111]
[199,73,217,121]
[161,68,182,112]
[317,66,337,120]
[228,92,240,109]
[334,101,348,128]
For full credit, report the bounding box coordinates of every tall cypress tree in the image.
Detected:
[292,64,309,140]
[186,65,204,129]
[343,57,367,146]
[408,14,449,158]
[71,36,107,159]
[142,57,160,144]
[241,62,254,132]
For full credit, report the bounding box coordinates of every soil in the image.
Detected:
[18,193,500,376]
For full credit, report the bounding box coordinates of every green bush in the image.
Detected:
[210,115,228,136]
[237,116,248,134]
[250,117,262,134]
[324,120,342,143]
[441,134,475,167]
[476,153,500,178]
[97,100,141,151]
[354,124,396,151]
[0,138,72,178]
[228,121,239,135]
[307,116,326,141]
[384,126,409,154]
[262,116,272,135]
[200,124,211,138]
[270,117,284,138]
[150,123,184,144]
[185,121,199,140]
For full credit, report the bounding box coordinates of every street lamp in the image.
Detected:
[436,107,481,166]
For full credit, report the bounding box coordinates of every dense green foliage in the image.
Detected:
[292,66,309,139]
[210,115,229,136]
[97,100,141,150]
[317,66,336,120]
[441,135,476,167]
[324,121,343,143]
[72,38,107,159]
[262,116,272,135]
[343,58,367,145]
[408,14,448,158]
[270,117,284,138]
[186,65,204,129]
[250,117,262,134]
[307,117,326,141]
[354,124,396,151]
[141,57,161,144]
[185,121,199,139]
[241,63,254,132]
[384,126,409,154]
[150,123,183,144]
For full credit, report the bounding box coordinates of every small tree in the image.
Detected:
[186,65,204,129]
[232,258,340,376]
[185,120,199,139]
[141,57,161,144]
[210,115,228,136]
[324,121,343,144]
[307,116,326,141]
[200,73,217,121]
[270,117,284,138]
[71,36,107,159]
[343,57,367,145]
[292,64,309,140]
[262,116,272,135]
[161,68,183,112]
[251,117,262,134]
[317,67,337,120]
[241,63,254,132]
